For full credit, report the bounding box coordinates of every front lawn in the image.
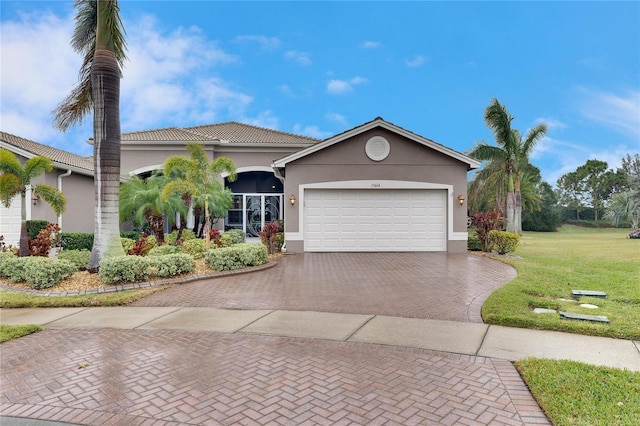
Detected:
[481,225,640,340]
[0,285,170,308]
[516,358,640,426]
[0,324,43,343]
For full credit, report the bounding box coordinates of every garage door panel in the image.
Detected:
[304,189,447,252]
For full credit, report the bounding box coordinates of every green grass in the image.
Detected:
[0,324,43,343]
[481,225,640,340]
[516,358,640,426]
[0,285,170,308]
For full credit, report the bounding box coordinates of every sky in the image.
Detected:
[1,1,639,186]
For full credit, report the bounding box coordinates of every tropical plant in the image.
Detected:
[119,173,185,245]
[0,149,66,256]
[468,99,547,235]
[605,191,640,231]
[53,0,128,272]
[163,143,237,251]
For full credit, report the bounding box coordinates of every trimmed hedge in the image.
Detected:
[205,243,268,271]
[147,253,194,277]
[56,249,90,271]
[0,254,75,289]
[22,257,76,289]
[59,233,94,251]
[467,235,482,251]
[147,245,183,256]
[182,239,206,259]
[225,229,246,244]
[26,220,48,239]
[99,256,151,284]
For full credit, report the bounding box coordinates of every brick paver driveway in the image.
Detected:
[134,252,517,323]
[1,253,549,425]
[1,329,548,425]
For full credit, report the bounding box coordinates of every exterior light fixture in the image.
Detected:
[32,194,40,206]
[290,194,296,206]
[458,194,465,206]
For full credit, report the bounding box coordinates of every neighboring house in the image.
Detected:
[0,132,95,246]
[1,117,479,252]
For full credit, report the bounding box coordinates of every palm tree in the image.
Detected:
[119,174,186,245]
[0,149,67,256]
[53,0,128,272]
[468,98,547,235]
[163,144,237,251]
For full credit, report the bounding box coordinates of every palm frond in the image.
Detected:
[0,148,23,176]
[0,174,22,207]
[33,184,67,215]
[468,143,507,162]
[484,98,513,147]
[24,157,53,182]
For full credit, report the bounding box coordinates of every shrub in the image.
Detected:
[219,233,233,247]
[29,223,61,257]
[99,256,151,284]
[0,235,17,254]
[147,253,194,277]
[209,229,223,247]
[488,230,520,255]
[470,212,505,252]
[127,233,157,256]
[0,252,20,279]
[147,245,183,256]
[260,221,283,254]
[57,249,90,271]
[225,228,246,244]
[165,229,196,245]
[59,233,94,251]
[182,239,206,259]
[120,231,142,240]
[22,257,76,289]
[120,238,135,253]
[467,235,482,251]
[205,243,268,271]
[26,220,48,239]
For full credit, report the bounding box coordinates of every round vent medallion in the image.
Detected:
[365,136,390,161]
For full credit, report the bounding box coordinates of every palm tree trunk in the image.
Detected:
[87,49,125,272]
[147,213,165,245]
[514,190,523,235]
[505,172,516,234]
[19,192,29,256]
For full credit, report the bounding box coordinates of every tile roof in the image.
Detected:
[1,131,94,173]
[122,122,320,145]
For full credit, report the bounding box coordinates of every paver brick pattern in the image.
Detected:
[134,253,516,322]
[1,329,547,425]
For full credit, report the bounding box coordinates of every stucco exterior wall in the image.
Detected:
[282,128,470,253]
[30,170,95,234]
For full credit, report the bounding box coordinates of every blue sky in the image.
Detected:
[1,1,639,185]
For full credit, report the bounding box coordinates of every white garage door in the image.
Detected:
[0,194,22,247]
[304,189,446,252]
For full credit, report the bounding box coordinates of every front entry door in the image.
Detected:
[241,194,282,237]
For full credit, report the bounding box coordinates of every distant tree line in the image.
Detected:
[467,99,639,233]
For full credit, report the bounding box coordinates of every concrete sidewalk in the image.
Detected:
[2,307,638,371]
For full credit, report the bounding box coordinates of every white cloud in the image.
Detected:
[292,124,332,139]
[361,41,381,49]
[535,117,567,130]
[0,9,261,153]
[327,76,368,95]
[239,110,280,130]
[577,87,640,138]
[326,113,347,125]
[234,35,281,50]
[405,55,427,68]
[284,50,312,66]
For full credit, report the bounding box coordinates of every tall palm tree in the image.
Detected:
[0,149,67,256]
[468,98,547,235]
[163,144,237,251]
[119,174,186,245]
[53,0,127,272]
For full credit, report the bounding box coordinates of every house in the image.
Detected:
[1,117,479,252]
